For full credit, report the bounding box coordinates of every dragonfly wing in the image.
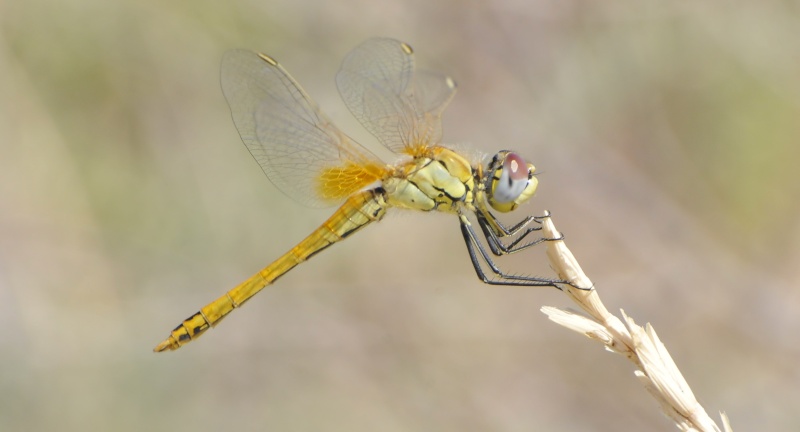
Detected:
[336,38,457,156]
[221,50,386,208]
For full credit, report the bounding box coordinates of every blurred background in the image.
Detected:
[2,0,798,430]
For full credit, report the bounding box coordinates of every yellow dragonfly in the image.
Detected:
[154,38,561,352]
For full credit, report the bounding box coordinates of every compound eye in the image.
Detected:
[492,152,529,204]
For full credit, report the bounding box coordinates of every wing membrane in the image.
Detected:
[221,50,386,207]
[336,38,457,156]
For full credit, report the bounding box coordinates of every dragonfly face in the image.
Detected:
[154,38,561,352]
[483,151,539,213]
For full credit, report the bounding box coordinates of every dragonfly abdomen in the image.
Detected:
[153,190,387,352]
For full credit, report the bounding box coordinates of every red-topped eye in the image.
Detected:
[504,152,528,181]
[491,152,530,205]
[486,150,538,213]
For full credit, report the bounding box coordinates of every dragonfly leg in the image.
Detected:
[476,205,537,236]
[480,210,557,236]
[476,210,562,256]
[490,213,538,236]
[458,213,563,288]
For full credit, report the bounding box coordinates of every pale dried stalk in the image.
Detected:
[539,212,731,432]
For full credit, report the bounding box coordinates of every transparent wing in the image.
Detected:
[336,38,458,156]
[221,49,387,208]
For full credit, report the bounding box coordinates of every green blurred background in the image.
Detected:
[2,0,798,430]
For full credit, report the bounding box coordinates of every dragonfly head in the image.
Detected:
[484,151,538,213]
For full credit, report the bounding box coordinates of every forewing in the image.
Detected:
[221,49,385,208]
[336,38,457,156]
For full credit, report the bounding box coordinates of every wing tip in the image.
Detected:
[257,52,279,66]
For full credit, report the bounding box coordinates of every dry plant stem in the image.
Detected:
[539,212,731,432]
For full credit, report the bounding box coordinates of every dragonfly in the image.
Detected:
[154,38,563,352]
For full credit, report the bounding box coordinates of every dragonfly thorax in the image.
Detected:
[383,147,474,213]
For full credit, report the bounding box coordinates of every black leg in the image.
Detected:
[458,213,563,288]
[485,213,538,236]
[476,210,562,256]
[476,206,540,237]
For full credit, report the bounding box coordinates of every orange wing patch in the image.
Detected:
[403,142,431,158]
[316,161,389,202]
[401,115,441,158]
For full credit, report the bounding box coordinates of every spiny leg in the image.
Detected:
[476,205,539,237]
[458,213,562,288]
[477,211,543,256]
[476,210,562,256]
[486,213,538,236]
[477,207,556,237]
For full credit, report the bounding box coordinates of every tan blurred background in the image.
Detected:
[2,0,799,430]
